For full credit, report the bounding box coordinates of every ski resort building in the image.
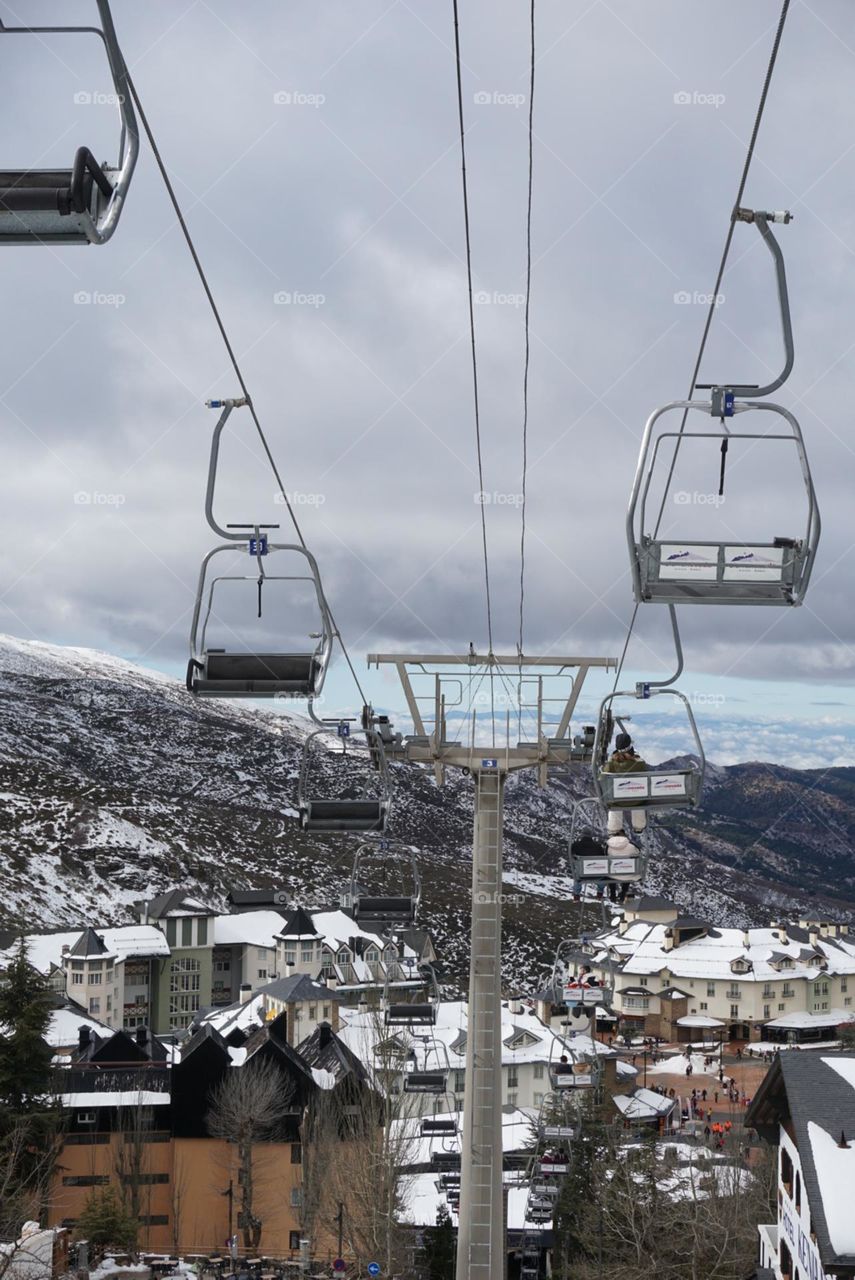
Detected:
[583,907,855,1044]
[746,1052,855,1279]
[1,890,436,1035]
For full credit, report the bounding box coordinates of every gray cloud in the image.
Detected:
[0,0,853,724]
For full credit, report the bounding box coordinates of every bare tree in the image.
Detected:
[206,1059,297,1251]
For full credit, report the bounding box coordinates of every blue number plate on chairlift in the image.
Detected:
[248,535,268,556]
[338,722,351,738]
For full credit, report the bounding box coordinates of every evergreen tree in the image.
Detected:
[0,937,54,1113]
[422,1205,455,1280]
[0,937,62,1237]
[75,1187,138,1261]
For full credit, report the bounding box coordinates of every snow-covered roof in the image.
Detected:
[47,1007,111,1048]
[60,1090,170,1108]
[1,925,171,975]
[764,1009,855,1030]
[677,1014,726,1028]
[614,1087,676,1121]
[214,910,288,949]
[193,992,267,1041]
[591,919,855,984]
[807,1122,855,1255]
[339,1000,625,1078]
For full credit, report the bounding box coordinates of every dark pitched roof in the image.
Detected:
[658,987,691,1001]
[633,897,676,911]
[227,888,289,911]
[746,1052,855,1272]
[277,907,320,939]
[262,974,343,1003]
[139,889,213,919]
[179,1021,230,1064]
[68,927,110,958]
[297,1022,372,1086]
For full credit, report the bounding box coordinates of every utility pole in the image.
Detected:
[367,651,616,1280]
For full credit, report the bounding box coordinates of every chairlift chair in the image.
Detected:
[593,689,705,813]
[569,798,646,885]
[383,963,439,1027]
[298,725,392,833]
[0,2,138,244]
[422,1117,457,1137]
[627,210,820,606]
[350,841,421,928]
[188,399,335,700]
[403,1070,448,1095]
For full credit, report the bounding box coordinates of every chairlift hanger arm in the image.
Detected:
[697,208,794,400]
[0,2,139,245]
[204,398,253,541]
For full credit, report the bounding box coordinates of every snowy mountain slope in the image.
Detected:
[1,633,854,991]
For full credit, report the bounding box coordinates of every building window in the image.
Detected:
[322,1005,331,1020]
[782,985,794,998]
[842,979,848,994]
[89,972,102,986]
[291,1144,302,1165]
[763,1004,770,1019]
[302,946,314,963]
[71,972,84,986]
[258,969,268,981]
[122,1173,169,1185]
[638,977,648,987]
[89,998,100,1015]
[366,950,379,963]
[507,1068,519,1089]
[214,959,231,973]
[534,1063,544,1080]
[197,918,208,946]
[726,988,741,1001]
[76,1111,96,1126]
[778,1003,785,1011]
[730,1004,739,1018]
[105,968,114,982]
[699,1002,708,1011]
[845,998,852,1007]
[106,996,112,1012]
[182,919,192,947]
[533,1092,544,1107]
[763,985,774,998]
[707,982,715,997]
[284,950,296,966]
[454,1070,465,1093]
[336,949,349,965]
[140,1216,169,1227]
[165,919,176,947]
[290,1188,302,1208]
[62,1175,109,1186]
[289,1232,301,1252]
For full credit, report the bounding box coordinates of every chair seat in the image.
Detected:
[192,651,320,697]
[385,1003,436,1025]
[0,164,100,243]
[355,896,414,922]
[301,800,386,832]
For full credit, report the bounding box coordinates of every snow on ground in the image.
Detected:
[645,1052,717,1077]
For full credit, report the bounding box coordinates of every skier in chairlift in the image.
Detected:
[603,731,649,837]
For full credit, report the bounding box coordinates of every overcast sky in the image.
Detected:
[1,0,853,766]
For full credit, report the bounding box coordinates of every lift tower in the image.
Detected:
[366,651,616,1280]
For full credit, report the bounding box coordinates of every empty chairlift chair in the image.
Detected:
[350,841,421,928]
[298,725,392,833]
[0,3,138,244]
[403,1035,450,1095]
[188,398,335,700]
[384,963,439,1028]
[627,210,820,607]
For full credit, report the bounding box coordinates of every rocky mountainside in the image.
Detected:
[1,634,854,992]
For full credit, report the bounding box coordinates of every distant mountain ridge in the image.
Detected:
[1,633,854,991]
